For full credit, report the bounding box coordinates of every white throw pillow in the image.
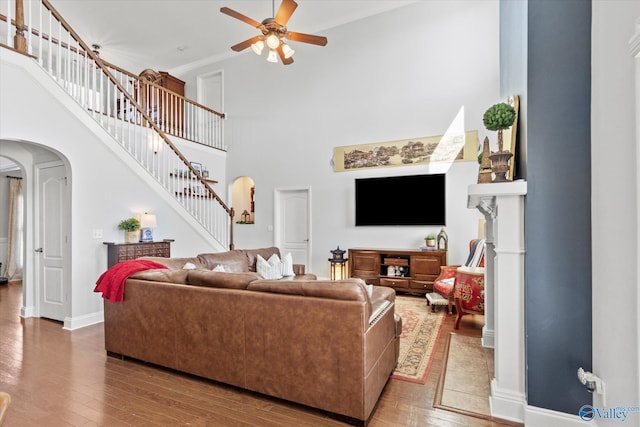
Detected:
[366,284,374,297]
[182,262,197,270]
[282,252,295,277]
[212,264,226,272]
[257,254,284,280]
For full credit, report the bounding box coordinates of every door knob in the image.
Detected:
[35,248,43,253]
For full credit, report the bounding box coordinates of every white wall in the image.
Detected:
[592,1,640,420]
[0,50,228,328]
[181,1,499,275]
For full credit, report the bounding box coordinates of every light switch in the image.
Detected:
[92,229,103,239]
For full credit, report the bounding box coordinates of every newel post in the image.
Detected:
[13,0,27,53]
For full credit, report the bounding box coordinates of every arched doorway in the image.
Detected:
[232,176,255,225]
[0,157,24,284]
[1,141,71,323]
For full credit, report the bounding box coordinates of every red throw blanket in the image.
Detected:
[94,259,168,303]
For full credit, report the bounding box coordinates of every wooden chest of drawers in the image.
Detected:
[348,247,447,294]
[104,240,173,268]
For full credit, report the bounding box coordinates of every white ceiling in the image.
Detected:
[50,0,416,74]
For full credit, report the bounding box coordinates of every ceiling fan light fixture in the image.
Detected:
[266,49,279,63]
[282,43,295,59]
[266,33,281,49]
[251,40,264,55]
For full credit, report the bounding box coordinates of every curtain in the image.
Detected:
[4,178,23,280]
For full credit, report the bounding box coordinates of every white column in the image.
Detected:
[468,181,527,423]
[482,227,496,348]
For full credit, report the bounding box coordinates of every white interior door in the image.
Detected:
[274,188,311,272]
[197,70,223,142]
[37,162,68,321]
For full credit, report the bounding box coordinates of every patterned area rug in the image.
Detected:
[391,295,446,384]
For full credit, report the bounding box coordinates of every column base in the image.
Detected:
[490,378,526,423]
[482,325,495,348]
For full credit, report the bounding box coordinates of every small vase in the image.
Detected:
[124,230,139,243]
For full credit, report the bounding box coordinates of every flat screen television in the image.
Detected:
[355,173,446,226]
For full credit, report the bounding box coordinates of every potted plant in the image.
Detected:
[118,217,141,243]
[425,233,437,248]
[483,102,516,182]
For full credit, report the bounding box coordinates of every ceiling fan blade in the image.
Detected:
[274,0,298,26]
[277,44,294,65]
[286,31,328,46]
[230,35,264,52]
[220,7,262,28]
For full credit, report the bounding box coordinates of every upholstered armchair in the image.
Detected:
[430,239,485,315]
[432,265,461,314]
[453,267,485,329]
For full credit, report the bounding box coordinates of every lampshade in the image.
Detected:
[140,213,157,228]
[266,33,280,49]
[266,49,279,63]
[281,44,295,59]
[251,40,264,55]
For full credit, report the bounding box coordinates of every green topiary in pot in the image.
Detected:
[118,218,140,232]
[483,102,516,152]
[118,217,141,243]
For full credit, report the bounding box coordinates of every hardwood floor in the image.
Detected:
[0,282,518,426]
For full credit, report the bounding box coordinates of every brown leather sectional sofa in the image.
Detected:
[102,247,402,425]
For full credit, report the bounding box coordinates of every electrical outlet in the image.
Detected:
[92,229,103,239]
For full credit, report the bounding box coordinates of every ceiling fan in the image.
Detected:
[220,0,328,65]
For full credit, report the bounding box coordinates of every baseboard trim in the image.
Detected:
[482,325,495,348]
[63,311,104,330]
[490,379,526,422]
[525,404,593,427]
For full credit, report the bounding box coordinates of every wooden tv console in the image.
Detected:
[348,248,447,294]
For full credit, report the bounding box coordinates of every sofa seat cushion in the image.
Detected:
[187,269,263,289]
[129,269,190,284]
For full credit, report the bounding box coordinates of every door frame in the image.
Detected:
[196,69,224,111]
[273,186,312,272]
[34,160,70,321]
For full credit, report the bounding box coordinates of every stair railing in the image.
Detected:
[0,0,234,249]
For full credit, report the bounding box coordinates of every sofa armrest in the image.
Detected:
[293,263,306,275]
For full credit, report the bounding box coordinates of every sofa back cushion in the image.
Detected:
[242,247,281,272]
[188,269,262,289]
[248,278,368,301]
[197,251,249,272]
[129,269,190,284]
[138,256,206,271]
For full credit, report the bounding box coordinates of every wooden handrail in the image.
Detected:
[1,0,234,248]
[41,0,233,215]
[104,60,225,119]
[1,10,224,121]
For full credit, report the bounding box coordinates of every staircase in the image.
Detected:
[0,0,234,249]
